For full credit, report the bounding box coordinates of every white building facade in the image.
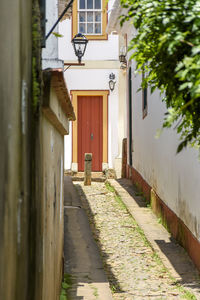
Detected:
[58,0,126,176]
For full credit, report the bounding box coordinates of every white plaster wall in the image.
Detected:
[58,0,119,62]
[59,18,119,61]
[63,68,119,170]
[60,0,122,171]
[43,0,59,60]
[130,57,200,242]
[64,122,72,170]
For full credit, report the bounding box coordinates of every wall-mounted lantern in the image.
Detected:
[119,54,126,64]
[119,46,127,69]
[109,73,116,91]
[72,33,88,64]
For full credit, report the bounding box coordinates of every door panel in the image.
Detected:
[78,96,103,171]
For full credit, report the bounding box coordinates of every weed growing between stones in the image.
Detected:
[90,285,99,298]
[176,285,197,300]
[105,181,128,211]
[106,181,151,248]
[76,182,198,299]
[60,274,72,300]
[105,181,197,300]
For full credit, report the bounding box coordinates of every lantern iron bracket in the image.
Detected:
[64,62,85,72]
[46,0,74,40]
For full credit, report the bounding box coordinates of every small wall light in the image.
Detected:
[119,54,126,64]
[109,73,116,91]
[119,46,127,69]
[72,33,88,64]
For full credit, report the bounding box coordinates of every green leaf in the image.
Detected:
[52,32,64,38]
[192,46,200,55]
[120,0,200,152]
[177,140,187,153]
[62,282,70,289]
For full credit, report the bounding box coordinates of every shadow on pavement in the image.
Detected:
[73,183,126,297]
[155,239,200,290]
[63,176,115,299]
[117,178,147,207]
[116,178,200,295]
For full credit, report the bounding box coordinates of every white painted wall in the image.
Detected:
[42,0,63,69]
[59,18,119,61]
[59,0,125,173]
[64,122,72,169]
[63,68,119,170]
[129,57,200,242]
[107,0,200,248]
[58,0,119,61]
[43,0,58,59]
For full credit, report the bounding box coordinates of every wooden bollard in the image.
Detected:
[84,153,92,186]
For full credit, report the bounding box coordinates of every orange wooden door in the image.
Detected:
[78,95,103,171]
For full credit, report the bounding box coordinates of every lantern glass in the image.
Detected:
[109,80,115,91]
[119,54,126,63]
[109,73,116,91]
[72,33,88,63]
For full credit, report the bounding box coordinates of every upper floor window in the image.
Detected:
[79,0,102,35]
[72,0,108,40]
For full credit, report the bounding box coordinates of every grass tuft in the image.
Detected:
[60,274,72,300]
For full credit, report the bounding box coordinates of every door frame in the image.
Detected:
[70,90,109,172]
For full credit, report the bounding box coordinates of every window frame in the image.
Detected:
[72,0,108,40]
[78,6,102,36]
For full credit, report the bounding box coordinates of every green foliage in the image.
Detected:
[105,182,127,210]
[32,0,42,113]
[52,32,64,38]
[120,0,200,152]
[60,274,72,300]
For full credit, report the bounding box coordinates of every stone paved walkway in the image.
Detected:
[74,180,200,300]
[64,176,113,300]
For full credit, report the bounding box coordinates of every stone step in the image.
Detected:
[64,171,106,182]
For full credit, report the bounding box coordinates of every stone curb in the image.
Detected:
[107,179,200,298]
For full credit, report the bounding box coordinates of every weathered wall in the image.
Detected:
[33,72,70,300]
[36,114,64,300]
[125,26,200,250]
[0,0,32,299]
[107,0,200,271]
[128,57,200,245]
[36,84,67,300]
[0,1,68,299]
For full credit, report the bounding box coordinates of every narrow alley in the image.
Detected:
[2,1,200,299]
[63,176,200,300]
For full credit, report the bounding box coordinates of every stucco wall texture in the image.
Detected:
[0,0,32,299]
[33,71,69,300]
[127,54,200,246]
[0,1,66,299]
[38,115,64,300]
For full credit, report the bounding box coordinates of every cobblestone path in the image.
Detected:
[74,181,197,300]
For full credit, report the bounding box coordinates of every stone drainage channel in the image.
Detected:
[66,179,200,300]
